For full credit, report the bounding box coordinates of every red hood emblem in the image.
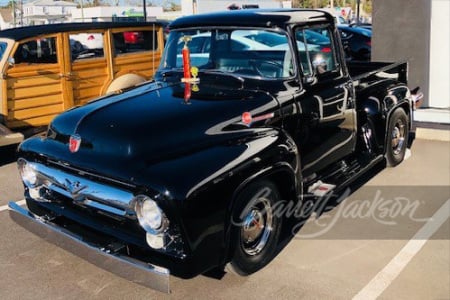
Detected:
[69,134,81,153]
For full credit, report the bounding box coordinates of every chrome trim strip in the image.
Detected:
[28,161,135,217]
[47,159,136,188]
[8,201,170,293]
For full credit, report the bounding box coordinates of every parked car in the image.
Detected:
[0,22,165,147]
[70,32,104,50]
[10,9,420,293]
[175,31,274,67]
[349,23,372,30]
[241,30,323,52]
[338,25,372,61]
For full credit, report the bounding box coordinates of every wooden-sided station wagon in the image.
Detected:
[0,22,165,146]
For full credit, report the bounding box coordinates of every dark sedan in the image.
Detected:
[338,25,372,61]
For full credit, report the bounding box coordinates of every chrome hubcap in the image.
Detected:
[391,119,406,155]
[240,196,273,256]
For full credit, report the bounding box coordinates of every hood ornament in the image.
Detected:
[69,134,82,153]
[180,36,200,104]
[64,179,87,201]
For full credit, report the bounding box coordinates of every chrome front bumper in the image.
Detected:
[8,201,170,293]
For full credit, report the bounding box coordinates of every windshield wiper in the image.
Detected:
[201,69,245,84]
[160,70,181,78]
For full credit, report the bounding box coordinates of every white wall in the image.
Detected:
[182,0,284,15]
[71,6,163,22]
[429,0,450,108]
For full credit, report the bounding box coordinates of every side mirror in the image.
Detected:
[7,57,15,67]
[312,55,327,74]
[303,74,316,85]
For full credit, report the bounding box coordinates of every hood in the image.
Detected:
[43,80,280,181]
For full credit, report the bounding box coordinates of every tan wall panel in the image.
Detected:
[9,103,63,120]
[7,82,62,100]
[8,94,62,111]
[7,114,57,128]
[6,74,61,89]
[6,66,60,78]
[113,53,162,78]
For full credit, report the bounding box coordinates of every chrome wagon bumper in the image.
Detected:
[8,201,170,293]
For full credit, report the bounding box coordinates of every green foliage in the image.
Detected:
[292,0,329,8]
[292,0,372,15]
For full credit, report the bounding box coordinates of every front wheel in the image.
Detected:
[386,108,409,167]
[226,180,282,276]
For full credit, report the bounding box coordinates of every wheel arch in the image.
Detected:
[382,85,412,152]
[358,81,412,152]
[222,162,301,263]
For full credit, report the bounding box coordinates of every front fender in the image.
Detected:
[145,129,300,274]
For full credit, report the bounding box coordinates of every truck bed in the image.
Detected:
[348,61,408,85]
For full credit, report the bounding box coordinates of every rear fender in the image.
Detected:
[358,81,412,151]
[382,85,413,150]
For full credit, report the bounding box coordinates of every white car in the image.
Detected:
[70,33,104,50]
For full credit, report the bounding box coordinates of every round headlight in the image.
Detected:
[135,195,166,234]
[18,159,38,187]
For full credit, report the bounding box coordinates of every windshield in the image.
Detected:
[161,28,295,79]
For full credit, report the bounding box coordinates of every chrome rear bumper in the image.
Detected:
[8,201,170,293]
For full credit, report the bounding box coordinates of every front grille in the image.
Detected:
[47,159,136,189]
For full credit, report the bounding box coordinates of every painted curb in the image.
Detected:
[415,127,450,142]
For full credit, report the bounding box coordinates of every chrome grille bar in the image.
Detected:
[27,161,136,218]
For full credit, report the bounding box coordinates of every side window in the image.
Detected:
[70,32,104,61]
[295,27,339,78]
[13,37,57,64]
[114,30,158,55]
[0,42,7,60]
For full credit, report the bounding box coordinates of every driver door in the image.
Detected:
[293,25,356,175]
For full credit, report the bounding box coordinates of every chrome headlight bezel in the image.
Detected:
[18,158,41,188]
[134,195,168,235]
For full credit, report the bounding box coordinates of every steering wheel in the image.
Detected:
[250,60,285,78]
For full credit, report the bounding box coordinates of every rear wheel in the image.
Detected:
[226,180,282,276]
[386,108,409,166]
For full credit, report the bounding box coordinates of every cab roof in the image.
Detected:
[170,9,334,30]
[0,21,165,41]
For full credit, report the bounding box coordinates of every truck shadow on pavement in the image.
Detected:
[0,144,18,166]
[203,160,386,281]
[279,160,386,253]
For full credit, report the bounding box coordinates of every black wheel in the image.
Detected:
[386,108,409,167]
[226,180,282,275]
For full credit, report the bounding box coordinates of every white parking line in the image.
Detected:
[353,199,450,300]
[0,200,26,212]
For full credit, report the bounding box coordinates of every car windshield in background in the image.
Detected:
[297,29,330,46]
[162,29,295,79]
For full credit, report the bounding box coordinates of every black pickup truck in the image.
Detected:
[9,9,420,293]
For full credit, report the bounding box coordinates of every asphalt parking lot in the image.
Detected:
[0,137,449,299]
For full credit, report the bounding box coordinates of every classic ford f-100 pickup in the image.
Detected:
[9,9,421,293]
